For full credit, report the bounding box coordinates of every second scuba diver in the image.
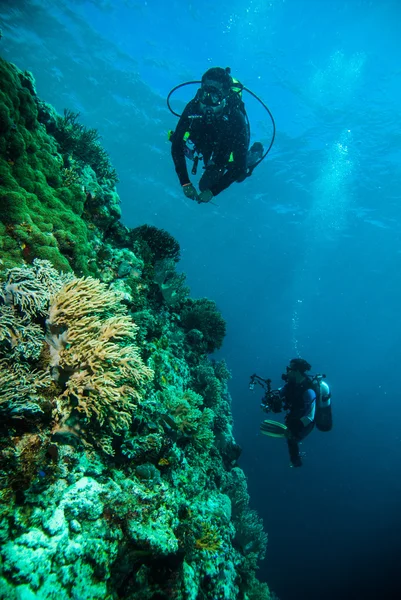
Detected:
[170,66,264,204]
[250,358,332,468]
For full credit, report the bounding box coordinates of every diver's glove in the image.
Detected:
[198,189,214,204]
[182,183,199,202]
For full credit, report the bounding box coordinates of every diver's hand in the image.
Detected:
[198,189,214,204]
[182,183,199,202]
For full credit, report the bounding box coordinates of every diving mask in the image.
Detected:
[200,85,224,106]
[198,83,227,119]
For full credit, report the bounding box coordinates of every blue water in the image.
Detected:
[2,1,401,598]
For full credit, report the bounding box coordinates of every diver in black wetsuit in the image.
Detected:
[256,358,332,468]
[170,67,263,204]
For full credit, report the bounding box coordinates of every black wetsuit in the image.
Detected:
[280,381,316,467]
[171,98,249,197]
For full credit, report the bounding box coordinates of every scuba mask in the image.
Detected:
[200,85,224,106]
[281,366,297,382]
[198,83,227,122]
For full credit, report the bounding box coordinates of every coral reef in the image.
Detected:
[0,57,120,275]
[0,57,272,600]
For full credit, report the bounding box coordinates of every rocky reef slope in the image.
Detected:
[0,57,271,600]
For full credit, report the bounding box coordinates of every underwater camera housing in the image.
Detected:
[249,374,283,414]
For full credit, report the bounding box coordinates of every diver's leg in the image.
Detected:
[286,436,302,468]
[298,421,315,441]
[199,144,231,191]
[285,418,313,468]
[199,165,224,192]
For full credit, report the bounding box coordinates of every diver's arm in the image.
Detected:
[300,389,316,426]
[278,385,286,398]
[209,111,248,196]
[171,103,194,187]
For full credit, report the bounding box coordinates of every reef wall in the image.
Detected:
[0,57,271,600]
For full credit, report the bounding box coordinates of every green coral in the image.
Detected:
[0,58,120,274]
[160,387,215,452]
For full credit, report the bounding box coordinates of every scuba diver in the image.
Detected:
[167,66,275,204]
[249,358,332,468]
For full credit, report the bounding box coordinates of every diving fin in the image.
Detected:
[260,419,288,439]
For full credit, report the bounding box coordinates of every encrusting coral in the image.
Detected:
[0,56,273,600]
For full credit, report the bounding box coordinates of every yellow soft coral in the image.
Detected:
[195,523,222,553]
[47,277,125,323]
[46,277,153,445]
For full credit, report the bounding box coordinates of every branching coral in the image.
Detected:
[0,306,43,360]
[62,165,81,187]
[195,522,222,553]
[212,358,232,383]
[46,277,153,444]
[0,260,72,364]
[0,261,69,419]
[0,261,153,452]
[163,388,203,434]
[47,276,125,324]
[2,272,49,316]
[0,359,52,419]
[246,577,273,600]
[0,258,72,317]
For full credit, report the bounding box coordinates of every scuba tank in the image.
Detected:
[313,377,333,432]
